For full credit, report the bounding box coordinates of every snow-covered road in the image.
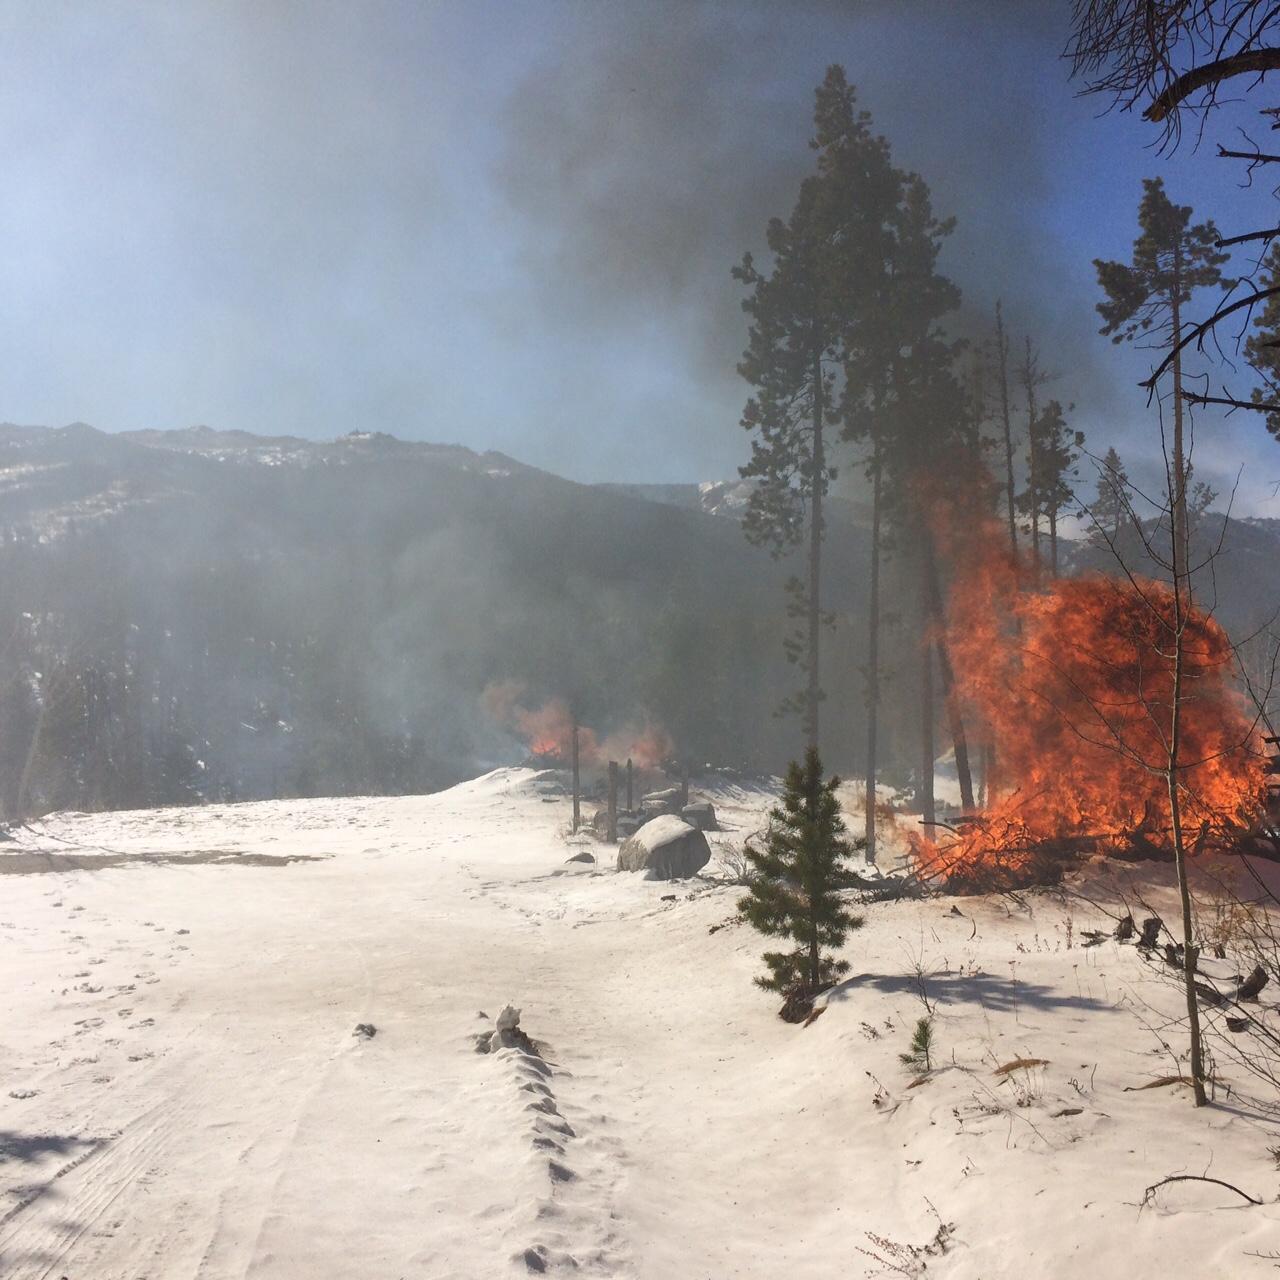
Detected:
[2,769,1278,1278]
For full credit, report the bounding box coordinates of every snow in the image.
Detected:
[0,769,1277,1277]
[625,812,693,851]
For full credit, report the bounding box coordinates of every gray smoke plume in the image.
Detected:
[495,0,1109,431]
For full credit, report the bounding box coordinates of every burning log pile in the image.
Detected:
[910,492,1272,892]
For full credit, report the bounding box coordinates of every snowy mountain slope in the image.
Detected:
[0,424,877,809]
[0,771,1276,1278]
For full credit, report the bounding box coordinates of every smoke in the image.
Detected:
[495,0,1117,442]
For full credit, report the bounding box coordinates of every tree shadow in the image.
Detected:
[823,970,1117,1015]
[0,1130,96,1164]
[0,1130,102,1271]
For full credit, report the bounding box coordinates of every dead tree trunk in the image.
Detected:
[571,721,581,833]
[1022,337,1043,581]
[805,349,826,755]
[996,302,1018,557]
[919,579,936,829]
[1168,243,1208,1107]
[607,761,618,843]
[924,537,975,812]
[864,427,883,863]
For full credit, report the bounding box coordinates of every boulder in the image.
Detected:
[565,851,595,864]
[590,808,640,840]
[639,787,683,818]
[617,815,710,880]
[681,799,718,831]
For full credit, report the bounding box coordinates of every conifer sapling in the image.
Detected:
[739,747,863,1012]
[900,1016,935,1074]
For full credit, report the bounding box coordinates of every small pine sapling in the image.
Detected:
[739,747,863,1019]
[900,1016,935,1074]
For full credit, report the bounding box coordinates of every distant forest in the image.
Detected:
[0,425,1275,819]
[0,426,885,816]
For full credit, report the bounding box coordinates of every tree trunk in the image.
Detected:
[1168,244,1207,1106]
[923,538,975,812]
[1023,338,1042,581]
[919,575,936,829]
[864,428,882,863]
[571,721,581,832]
[807,352,825,755]
[1049,505,1059,578]
[996,303,1019,556]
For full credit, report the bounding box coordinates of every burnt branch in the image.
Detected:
[1142,284,1280,390]
[1145,47,1280,122]
[1183,390,1280,410]
[1216,223,1280,247]
[1218,143,1280,161]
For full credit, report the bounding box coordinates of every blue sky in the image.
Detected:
[1,1,1278,512]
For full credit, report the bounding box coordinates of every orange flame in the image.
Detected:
[481,681,672,768]
[914,482,1267,888]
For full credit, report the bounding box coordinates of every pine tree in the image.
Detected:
[1019,399,1083,576]
[1088,446,1131,547]
[859,170,966,828]
[1245,241,1280,441]
[1094,177,1228,577]
[817,68,912,864]
[899,1016,935,1073]
[735,67,879,754]
[739,747,863,1009]
[1095,178,1230,1110]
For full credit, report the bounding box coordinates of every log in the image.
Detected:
[1239,965,1270,1001]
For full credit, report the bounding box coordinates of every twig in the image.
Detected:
[1142,1174,1262,1208]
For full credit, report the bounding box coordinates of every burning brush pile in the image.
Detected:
[481,680,673,771]
[912,494,1271,892]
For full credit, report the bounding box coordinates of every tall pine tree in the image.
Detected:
[1095,178,1229,1109]
[735,71,866,754]
[1095,177,1228,577]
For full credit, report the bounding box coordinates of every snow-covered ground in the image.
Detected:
[1,769,1277,1278]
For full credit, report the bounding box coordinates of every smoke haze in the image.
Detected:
[1,1,1276,505]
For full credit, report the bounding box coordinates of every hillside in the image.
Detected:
[0,424,875,814]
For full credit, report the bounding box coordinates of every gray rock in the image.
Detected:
[617,815,710,880]
[639,787,683,817]
[566,851,595,864]
[681,800,718,831]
